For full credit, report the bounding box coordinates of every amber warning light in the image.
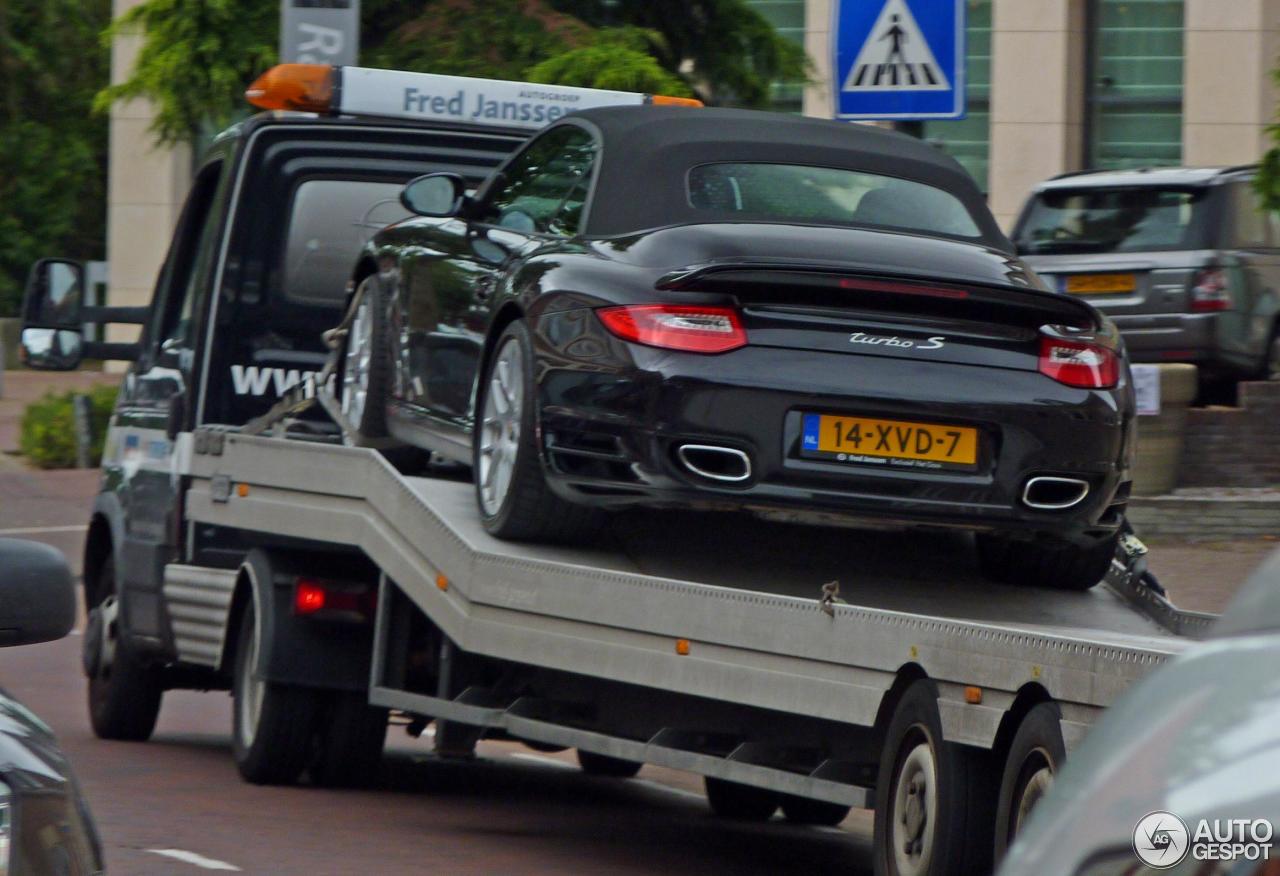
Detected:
[246,64,701,128]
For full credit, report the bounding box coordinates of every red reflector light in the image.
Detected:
[1038,335,1119,389]
[596,305,747,354]
[294,580,327,615]
[1190,267,1233,312]
[838,277,970,300]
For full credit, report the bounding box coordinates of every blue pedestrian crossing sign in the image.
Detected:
[833,0,966,120]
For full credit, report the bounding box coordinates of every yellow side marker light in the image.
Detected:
[246,64,335,113]
[675,639,691,656]
[237,483,250,498]
[964,686,983,705]
[436,574,450,592]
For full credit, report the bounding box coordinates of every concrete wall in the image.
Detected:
[106,0,191,362]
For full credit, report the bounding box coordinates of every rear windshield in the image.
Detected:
[686,163,982,239]
[1015,187,1208,255]
[283,179,411,306]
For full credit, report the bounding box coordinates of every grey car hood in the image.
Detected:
[999,549,1280,876]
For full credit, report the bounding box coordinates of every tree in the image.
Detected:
[0,0,112,317]
[103,0,807,148]
[1258,66,1280,212]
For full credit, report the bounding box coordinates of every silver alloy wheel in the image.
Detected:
[891,730,939,876]
[478,336,524,517]
[1012,750,1055,837]
[236,614,265,749]
[342,294,373,428]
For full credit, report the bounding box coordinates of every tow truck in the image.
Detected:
[18,64,1213,876]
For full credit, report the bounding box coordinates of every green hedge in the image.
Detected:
[19,385,118,469]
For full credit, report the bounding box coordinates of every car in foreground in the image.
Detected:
[1013,166,1280,395]
[0,538,104,874]
[998,547,1280,875]
[344,104,1135,591]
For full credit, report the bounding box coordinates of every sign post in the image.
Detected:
[832,0,965,121]
[281,0,360,67]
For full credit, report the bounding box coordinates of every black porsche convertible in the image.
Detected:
[342,105,1135,591]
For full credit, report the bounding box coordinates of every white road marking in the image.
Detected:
[0,524,87,536]
[508,752,577,770]
[145,849,242,871]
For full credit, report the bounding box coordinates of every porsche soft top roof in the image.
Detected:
[558,105,1007,247]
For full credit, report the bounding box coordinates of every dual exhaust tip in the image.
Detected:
[674,447,1090,512]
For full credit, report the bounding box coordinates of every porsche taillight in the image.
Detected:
[1038,333,1119,389]
[596,304,747,354]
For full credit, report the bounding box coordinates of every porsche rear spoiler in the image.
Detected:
[656,260,1104,331]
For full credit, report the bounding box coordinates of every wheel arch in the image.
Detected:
[474,302,527,408]
[83,492,126,611]
[990,682,1060,769]
[219,562,261,679]
[871,663,933,750]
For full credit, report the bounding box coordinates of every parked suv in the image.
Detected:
[1013,166,1280,393]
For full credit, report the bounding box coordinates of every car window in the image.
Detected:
[283,180,411,306]
[1229,181,1269,249]
[151,160,224,353]
[1015,187,1208,255]
[485,126,597,236]
[685,163,981,239]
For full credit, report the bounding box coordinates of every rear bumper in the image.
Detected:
[532,312,1135,545]
[1111,312,1225,366]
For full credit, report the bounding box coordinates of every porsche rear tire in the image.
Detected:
[340,277,391,443]
[976,531,1118,592]
[474,320,602,542]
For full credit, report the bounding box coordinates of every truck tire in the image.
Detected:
[704,777,780,821]
[309,692,388,788]
[474,320,602,542]
[993,703,1065,864]
[340,276,391,442]
[975,531,1118,591]
[779,795,852,826]
[85,556,163,741]
[873,679,995,876]
[231,602,320,785]
[576,749,643,778]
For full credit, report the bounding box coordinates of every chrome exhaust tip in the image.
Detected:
[1022,476,1090,511]
[676,444,753,483]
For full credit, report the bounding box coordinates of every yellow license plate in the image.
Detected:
[801,414,979,469]
[1065,273,1136,295]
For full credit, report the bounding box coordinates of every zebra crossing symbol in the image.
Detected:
[843,0,950,92]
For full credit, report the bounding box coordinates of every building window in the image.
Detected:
[743,0,806,112]
[920,0,992,192]
[1086,0,1184,169]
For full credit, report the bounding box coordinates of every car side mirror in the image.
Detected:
[23,258,85,329]
[0,539,76,647]
[401,173,468,218]
[20,327,84,371]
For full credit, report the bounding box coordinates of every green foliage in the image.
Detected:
[0,0,111,317]
[526,28,692,96]
[95,0,277,145]
[19,384,119,470]
[1257,66,1280,212]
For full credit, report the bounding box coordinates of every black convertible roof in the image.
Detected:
[556,105,1005,246]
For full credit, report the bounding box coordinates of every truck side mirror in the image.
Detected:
[20,327,84,371]
[23,258,85,329]
[401,173,467,218]
[0,539,76,647]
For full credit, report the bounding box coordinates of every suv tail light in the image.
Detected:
[596,304,747,354]
[1038,333,1119,388]
[1190,267,1233,312]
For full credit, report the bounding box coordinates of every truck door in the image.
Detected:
[112,158,229,648]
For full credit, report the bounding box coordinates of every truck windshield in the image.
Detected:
[1015,187,1208,255]
[283,179,411,306]
[686,163,982,239]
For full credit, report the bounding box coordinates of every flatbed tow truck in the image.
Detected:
[19,64,1214,875]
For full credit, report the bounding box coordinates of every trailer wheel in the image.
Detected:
[873,680,995,876]
[975,532,1117,591]
[576,749,642,778]
[85,556,163,741]
[993,703,1065,864]
[779,795,852,826]
[474,320,602,542]
[340,276,391,442]
[231,602,320,785]
[308,692,388,788]
[704,777,780,821]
